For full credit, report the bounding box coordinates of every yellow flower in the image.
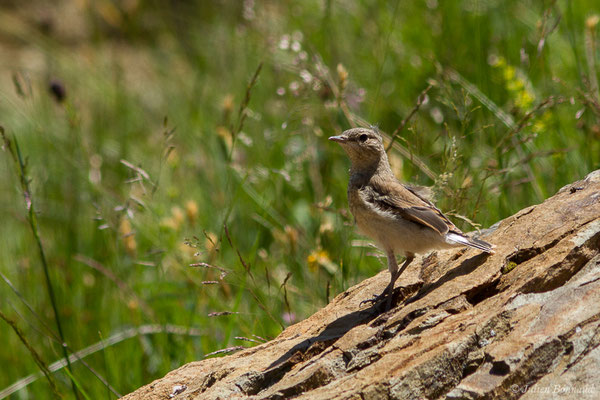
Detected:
[531,111,551,134]
[502,65,516,81]
[307,249,337,274]
[515,89,535,110]
[506,78,525,92]
[491,56,506,68]
[493,57,536,112]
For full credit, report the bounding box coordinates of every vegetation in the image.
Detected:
[1,0,599,397]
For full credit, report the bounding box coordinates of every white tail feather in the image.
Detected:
[445,232,494,253]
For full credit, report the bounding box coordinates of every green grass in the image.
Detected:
[1,0,599,397]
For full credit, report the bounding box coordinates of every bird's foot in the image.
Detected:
[360,290,392,310]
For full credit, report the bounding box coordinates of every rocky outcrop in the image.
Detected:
[123,171,600,400]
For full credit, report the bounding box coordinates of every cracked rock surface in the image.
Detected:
[122,171,600,400]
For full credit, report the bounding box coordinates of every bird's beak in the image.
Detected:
[328,135,347,143]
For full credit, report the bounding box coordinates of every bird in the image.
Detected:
[329,127,494,310]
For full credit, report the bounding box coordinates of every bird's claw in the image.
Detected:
[359,292,388,308]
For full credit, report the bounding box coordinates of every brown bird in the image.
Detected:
[329,127,494,310]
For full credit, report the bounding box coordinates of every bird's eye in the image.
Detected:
[359,134,368,142]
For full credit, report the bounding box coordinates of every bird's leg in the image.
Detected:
[360,252,415,310]
[361,251,414,309]
[382,250,399,297]
[383,253,414,310]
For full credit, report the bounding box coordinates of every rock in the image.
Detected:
[122,171,600,400]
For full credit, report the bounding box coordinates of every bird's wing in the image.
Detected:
[358,178,494,253]
[362,179,457,235]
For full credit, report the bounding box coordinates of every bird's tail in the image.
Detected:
[445,232,495,253]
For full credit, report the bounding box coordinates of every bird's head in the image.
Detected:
[329,127,386,170]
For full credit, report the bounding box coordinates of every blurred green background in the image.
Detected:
[1,0,599,398]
